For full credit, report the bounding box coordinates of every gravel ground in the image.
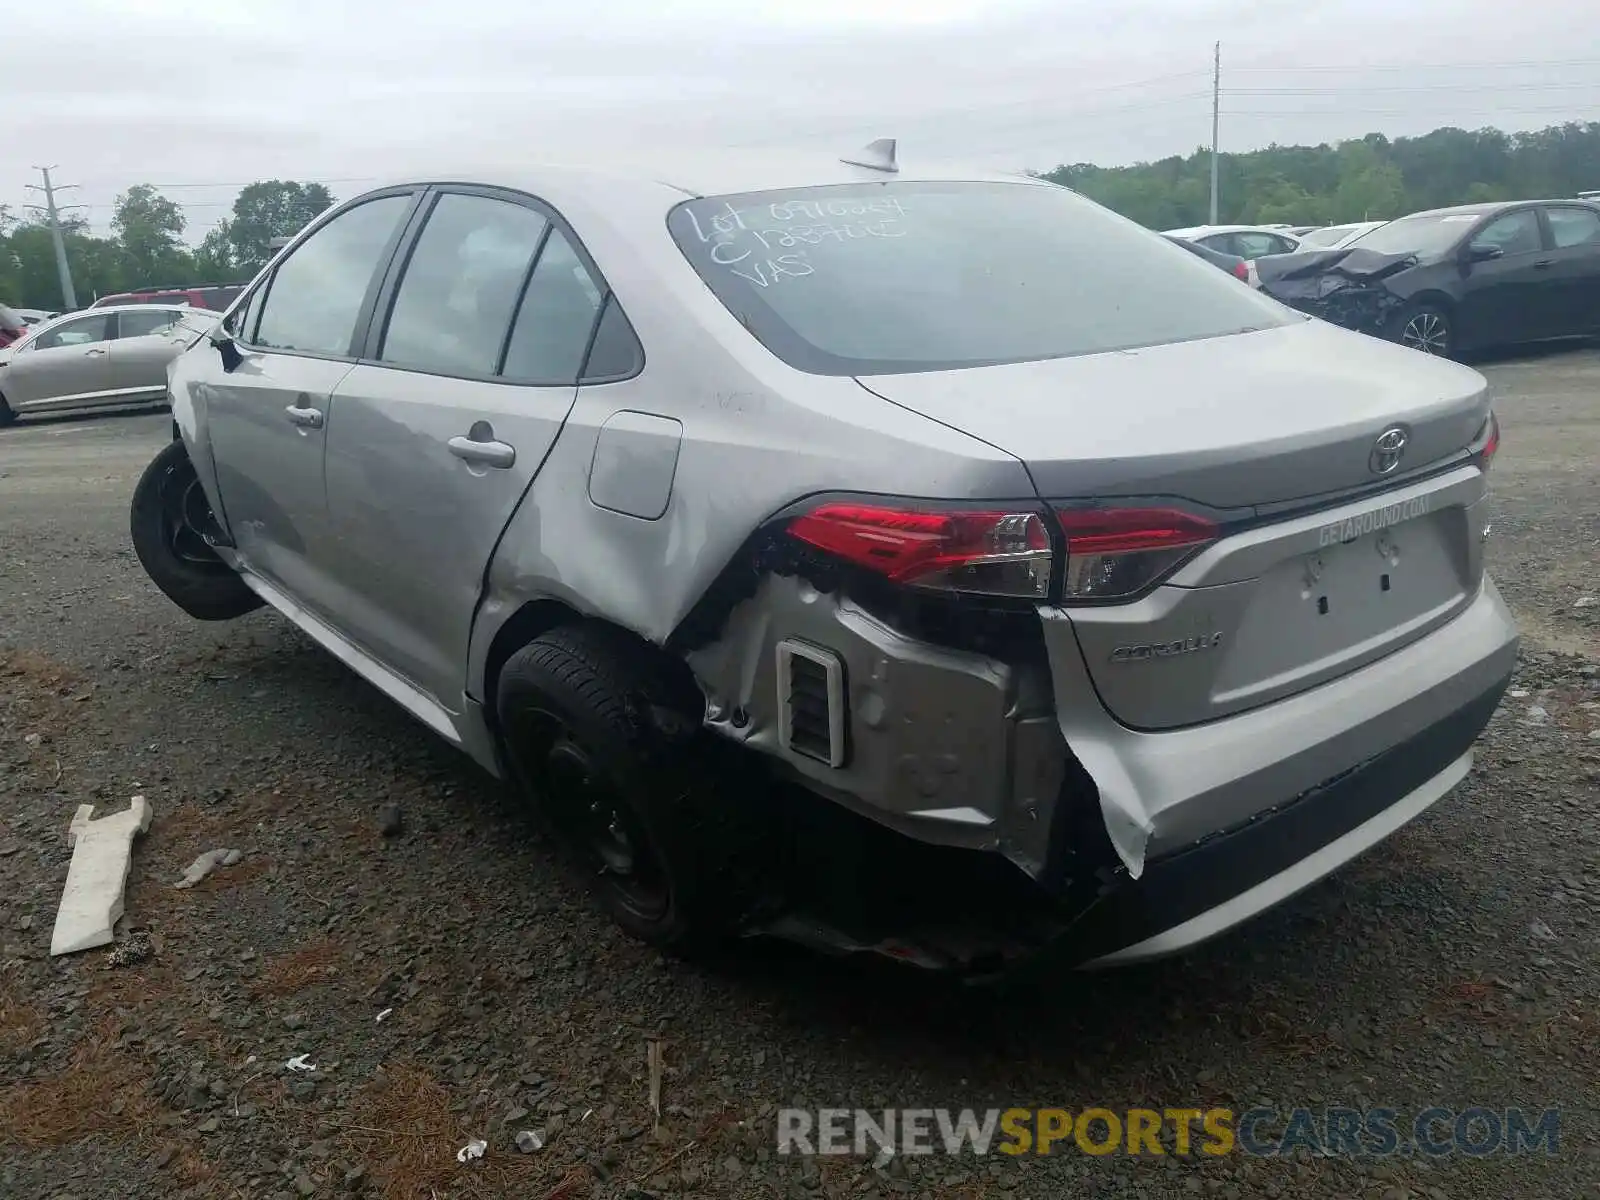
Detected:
[2,347,1598,1200]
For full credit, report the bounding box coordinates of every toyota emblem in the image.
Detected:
[1369,426,1409,475]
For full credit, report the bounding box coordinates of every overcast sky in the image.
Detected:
[5,0,1599,239]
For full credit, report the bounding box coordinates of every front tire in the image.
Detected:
[496,623,764,952]
[130,440,263,621]
[0,393,15,427]
[1391,302,1454,358]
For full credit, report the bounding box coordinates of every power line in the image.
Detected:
[22,167,81,309]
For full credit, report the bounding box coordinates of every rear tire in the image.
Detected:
[496,623,766,952]
[1390,301,1455,358]
[0,393,15,427]
[130,440,263,621]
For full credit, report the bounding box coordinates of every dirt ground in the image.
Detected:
[1,346,1597,1200]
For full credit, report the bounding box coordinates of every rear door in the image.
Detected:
[322,187,626,707]
[107,308,190,401]
[0,312,116,410]
[1536,204,1600,337]
[1455,208,1550,348]
[201,189,420,614]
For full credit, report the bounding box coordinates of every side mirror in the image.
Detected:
[1466,243,1504,263]
[209,328,243,373]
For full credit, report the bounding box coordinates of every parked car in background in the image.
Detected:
[1161,224,1303,260]
[129,150,1515,974]
[0,305,29,349]
[0,305,218,425]
[1162,233,1252,282]
[91,284,246,312]
[1294,220,1388,251]
[1255,199,1600,358]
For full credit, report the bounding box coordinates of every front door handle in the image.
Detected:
[1532,259,1554,270]
[447,435,516,469]
[84,347,107,356]
[285,404,324,429]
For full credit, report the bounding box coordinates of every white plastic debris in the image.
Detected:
[1524,705,1549,724]
[50,796,154,956]
[375,1008,393,1023]
[1529,919,1557,943]
[1574,596,1596,608]
[174,848,243,889]
[514,1129,545,1153]
[1509,689,1530,699]
[456,1138,487,1163]
[285,1054,318,1072]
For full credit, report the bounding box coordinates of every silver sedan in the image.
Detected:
[0,304,219,425]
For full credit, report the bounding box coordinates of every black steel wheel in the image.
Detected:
[129,440,262,621]
[496,623,768,951]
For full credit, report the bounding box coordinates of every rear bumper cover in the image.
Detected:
[1036,575,1520,879]
[1070,672,1505,967]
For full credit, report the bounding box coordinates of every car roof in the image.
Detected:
[360,147,1046,207]
[1162,224,1298,237]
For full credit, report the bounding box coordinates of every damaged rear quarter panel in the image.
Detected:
[464,322,1035,704]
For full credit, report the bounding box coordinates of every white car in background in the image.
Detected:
[1161,224,1303,261]
[1295,220,1388,251]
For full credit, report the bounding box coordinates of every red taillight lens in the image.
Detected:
[1054,507,1218,600]
[1233,260,1250,282]
[1477,411,1500,472]
[787,503,1054,598]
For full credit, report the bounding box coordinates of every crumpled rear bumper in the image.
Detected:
[1036,575,1519,880]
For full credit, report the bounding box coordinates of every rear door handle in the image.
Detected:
[285,404,324,429]
[84,347,107,356]
[447,435,516,469]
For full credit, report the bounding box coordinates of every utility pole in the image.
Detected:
[1209,41,1221,225]
[24,166,81,309]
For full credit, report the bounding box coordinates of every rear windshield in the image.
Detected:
[666,180,1296,376]
[1298,224,1357,248]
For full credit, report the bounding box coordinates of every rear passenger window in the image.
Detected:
[119,309,182,337]
[379,193,549,377]
[1546,206,1600,249]
[502,229,603,385]
[254,194,412,356]
[581,295,644,381]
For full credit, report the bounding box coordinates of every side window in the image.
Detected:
[118,309,182,338]
[254,194,412,355]
[1546,206,1600,249]
[231,286,266,343]
[581,295,644,381]
[1195,234,1229,253]
[1471,210,1542,257]
[501,228,603,385]
[1234,232,1280,259]
[378,193,549,376]
[34,313,114,350]
[1269,234,1298,255]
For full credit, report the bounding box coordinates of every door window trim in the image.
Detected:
[353,182,644,387]
[1467,206,1547,258]
[232,187,425,363]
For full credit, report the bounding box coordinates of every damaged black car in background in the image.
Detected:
[1255,198,1600,359]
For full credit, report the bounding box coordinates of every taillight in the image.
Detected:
[1054,507,1218,600]
[1232,260,1250,282]
[786,503,1053,598]
[1477,411,1500,472]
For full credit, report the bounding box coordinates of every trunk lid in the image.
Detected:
[855,316,1488,509]
[858,318,1495,731]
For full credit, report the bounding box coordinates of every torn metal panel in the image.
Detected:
[50,795,153,957]
[686,572,1065,867]
[1255,247,1420,337]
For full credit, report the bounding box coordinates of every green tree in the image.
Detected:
[1042,120,1600,230]
[220,180,335,275]
[112,184,191,286]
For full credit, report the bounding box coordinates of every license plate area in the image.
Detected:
[1212,510,1468,699]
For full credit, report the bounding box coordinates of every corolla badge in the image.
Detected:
[1369,425,1409,475]
[1110,633,1224,663]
